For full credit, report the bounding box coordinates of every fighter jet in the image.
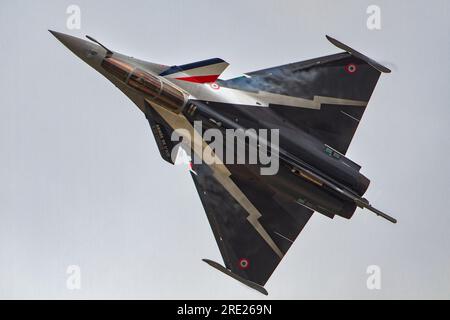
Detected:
[50,30,396,295]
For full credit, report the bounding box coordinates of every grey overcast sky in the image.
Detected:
[1,0,450,299]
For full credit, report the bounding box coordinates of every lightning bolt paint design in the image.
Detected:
[149,102,284,259]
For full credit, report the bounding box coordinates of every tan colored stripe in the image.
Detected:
[150,102,284,258]
[314,95,367,107]
[246,92,368,109]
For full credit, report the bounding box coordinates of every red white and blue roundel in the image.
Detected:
[159,58,229,84]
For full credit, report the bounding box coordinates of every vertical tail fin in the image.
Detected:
[159,58,229,83]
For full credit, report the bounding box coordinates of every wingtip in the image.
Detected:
[325,34,392,73]
[325,34,340,47]
[202,259,269,296]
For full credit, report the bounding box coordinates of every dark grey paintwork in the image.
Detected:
[50,30,396,295]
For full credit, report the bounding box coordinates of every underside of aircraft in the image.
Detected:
[50,31,396,295]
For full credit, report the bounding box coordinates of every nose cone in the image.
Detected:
[49,30,105,69]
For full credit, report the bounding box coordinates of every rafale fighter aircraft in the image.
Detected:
[50,30,396,295]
